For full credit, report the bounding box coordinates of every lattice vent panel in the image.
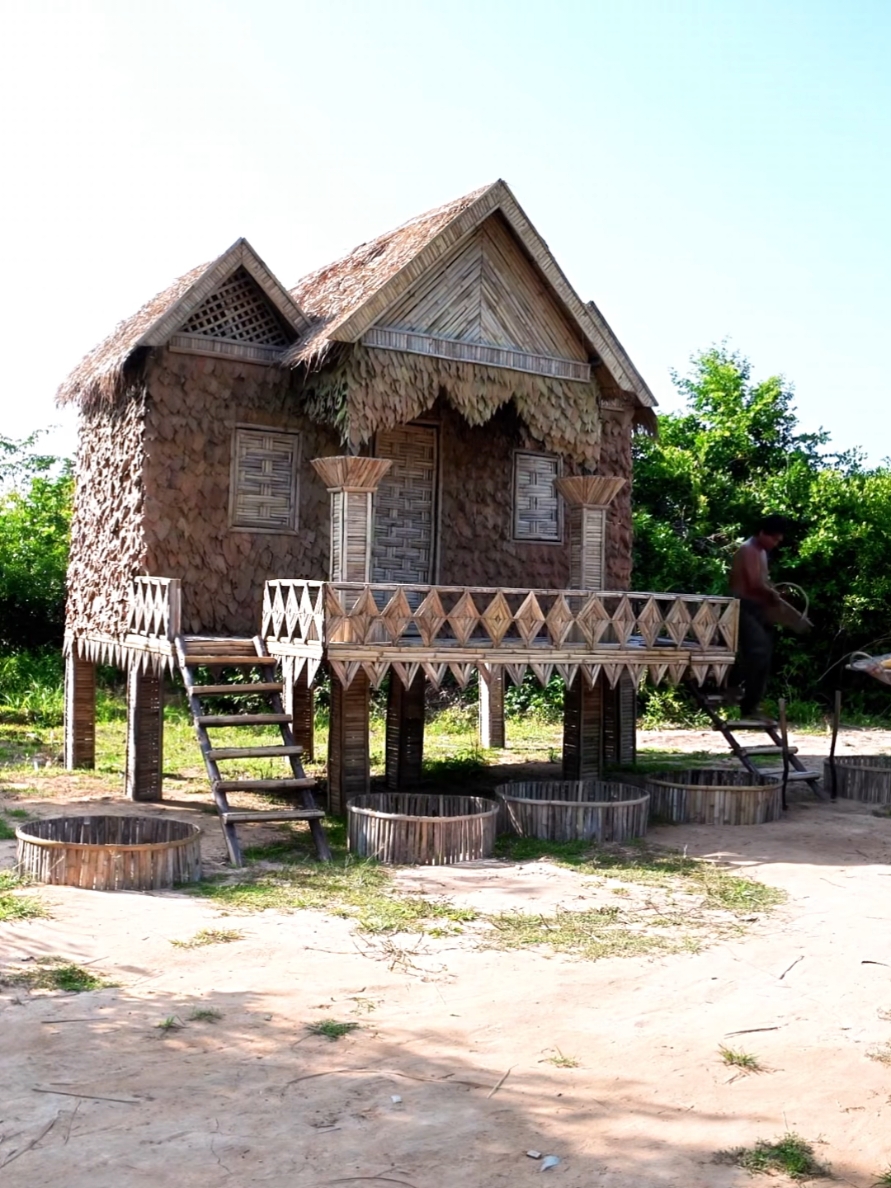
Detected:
[180,267,292,346]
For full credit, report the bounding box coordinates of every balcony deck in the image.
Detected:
[261,580,738,691]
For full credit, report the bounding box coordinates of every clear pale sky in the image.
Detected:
[2,0,888,463]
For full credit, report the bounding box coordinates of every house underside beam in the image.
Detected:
[386,670,425,789]
[562,673,604,780]
[64,652,96,769]
[328,672,371,815]
[478,666,505,750]
[125,666,164,802]
[284,665,314,761]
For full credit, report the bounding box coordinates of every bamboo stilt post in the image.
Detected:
[562,673,604,779]
[478,666,505,750]
[125,666,164,802]
[284,665,315,761]
[828,689,841,801]
[64,651,96,769]
[556,478,626,780]
[312,456,392,813]
[386,669,426,789]
[778,697,789,812]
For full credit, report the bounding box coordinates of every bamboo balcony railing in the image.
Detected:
[261,580,739,692]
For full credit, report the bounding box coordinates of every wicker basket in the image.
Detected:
[495,780,649,843]
[346,793,498,865]
[645,770,783,826]
[823,755,891,804]
[16,815,202,890]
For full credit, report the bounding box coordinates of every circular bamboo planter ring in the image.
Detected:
[645,769,783,826]
[346,793,499,865]
[823,755,891,804]
[16,815,202,891]
[495,780,649,843]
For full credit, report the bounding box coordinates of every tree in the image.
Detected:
[633,347,891,707]
[0,433,73,651]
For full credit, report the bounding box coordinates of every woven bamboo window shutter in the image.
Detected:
[513,452,561,542]
[230,427,301,532]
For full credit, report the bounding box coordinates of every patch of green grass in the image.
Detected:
[719,1045,763,1072]
[488,905,701,961]
[4,808,30,819]
[156,1015,185,1033]
[3,957,113,992]
[0,817,16,840]
[871,1167,891,1187]
[715,1133,830,1179]
[544,1049,579,1068]
[307,1019,359,1041]
[494,836,785,915]
[422,747,488,784]
[170,927,244,949]
[188,1007,222,1022]
[0,870,46,921]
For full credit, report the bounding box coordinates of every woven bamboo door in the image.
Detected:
[372,424,438,583]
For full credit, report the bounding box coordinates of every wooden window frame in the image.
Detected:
[512,450,563,544]
[228,424,301,535]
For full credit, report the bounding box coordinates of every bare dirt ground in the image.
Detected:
[1,726,891,1187]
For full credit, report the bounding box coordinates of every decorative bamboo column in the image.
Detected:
[555,475,626,590]
[312,456,392,814]
[125,665,164,801]
[478,665,505,749]
[284,665,314,761]
[557,476,626,779]
[385,669,426,788]
[64,651,96,769]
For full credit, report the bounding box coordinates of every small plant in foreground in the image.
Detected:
[544,1049,579,1068]
[170,927,244,948]
[868,1043,891,1064]
[0,871,44,922]
[3,958,112,992]
[156,1016,185,1033]
[188,1007,222,1023]
[715,1132,830,1179]
[307,1019,359,1041]
[719,1045,763,1072]
[0,817,16,840]
[871,1167,891,1187]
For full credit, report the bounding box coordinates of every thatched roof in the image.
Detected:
[286,179,657,410]
[57,182,657,415]
[56,239,310,408]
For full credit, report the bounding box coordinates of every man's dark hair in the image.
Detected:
[757,513,790,536]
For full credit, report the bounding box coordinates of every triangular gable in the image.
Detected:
[139,238,311,364]
[371,213,589,376]
[325,180,655,406]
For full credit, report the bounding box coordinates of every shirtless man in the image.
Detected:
[728,514,789,718]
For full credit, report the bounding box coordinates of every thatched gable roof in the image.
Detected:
[57,239,310,408]
[286,180,656,410]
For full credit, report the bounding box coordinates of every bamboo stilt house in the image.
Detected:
[57,179,737,823]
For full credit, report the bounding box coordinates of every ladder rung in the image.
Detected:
[208,745,304,760]
[740,745,797,756]
[216,778,316,792]
[760,769,821,781]
[189,683,283,696]
[714,719,778,730]
[196,714,290,727]
[221,809,325,824]
[183,655,276,667]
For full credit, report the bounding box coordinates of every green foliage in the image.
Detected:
[716,1132,830,1179]
[0,871,46,921]
[0,433,73,651]
[634,346,891,708]
[0,649,123,726]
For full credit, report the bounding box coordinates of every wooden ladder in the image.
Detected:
[175,634,331,866]
[686,682,826,805]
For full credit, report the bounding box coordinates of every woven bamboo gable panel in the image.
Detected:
[514,451,560,542]
[369,215,589,380]
[372,424,437,583]
[179,267,293,347]
[230,428,301,531]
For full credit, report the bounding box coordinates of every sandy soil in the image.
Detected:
[1,728,890,1187]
